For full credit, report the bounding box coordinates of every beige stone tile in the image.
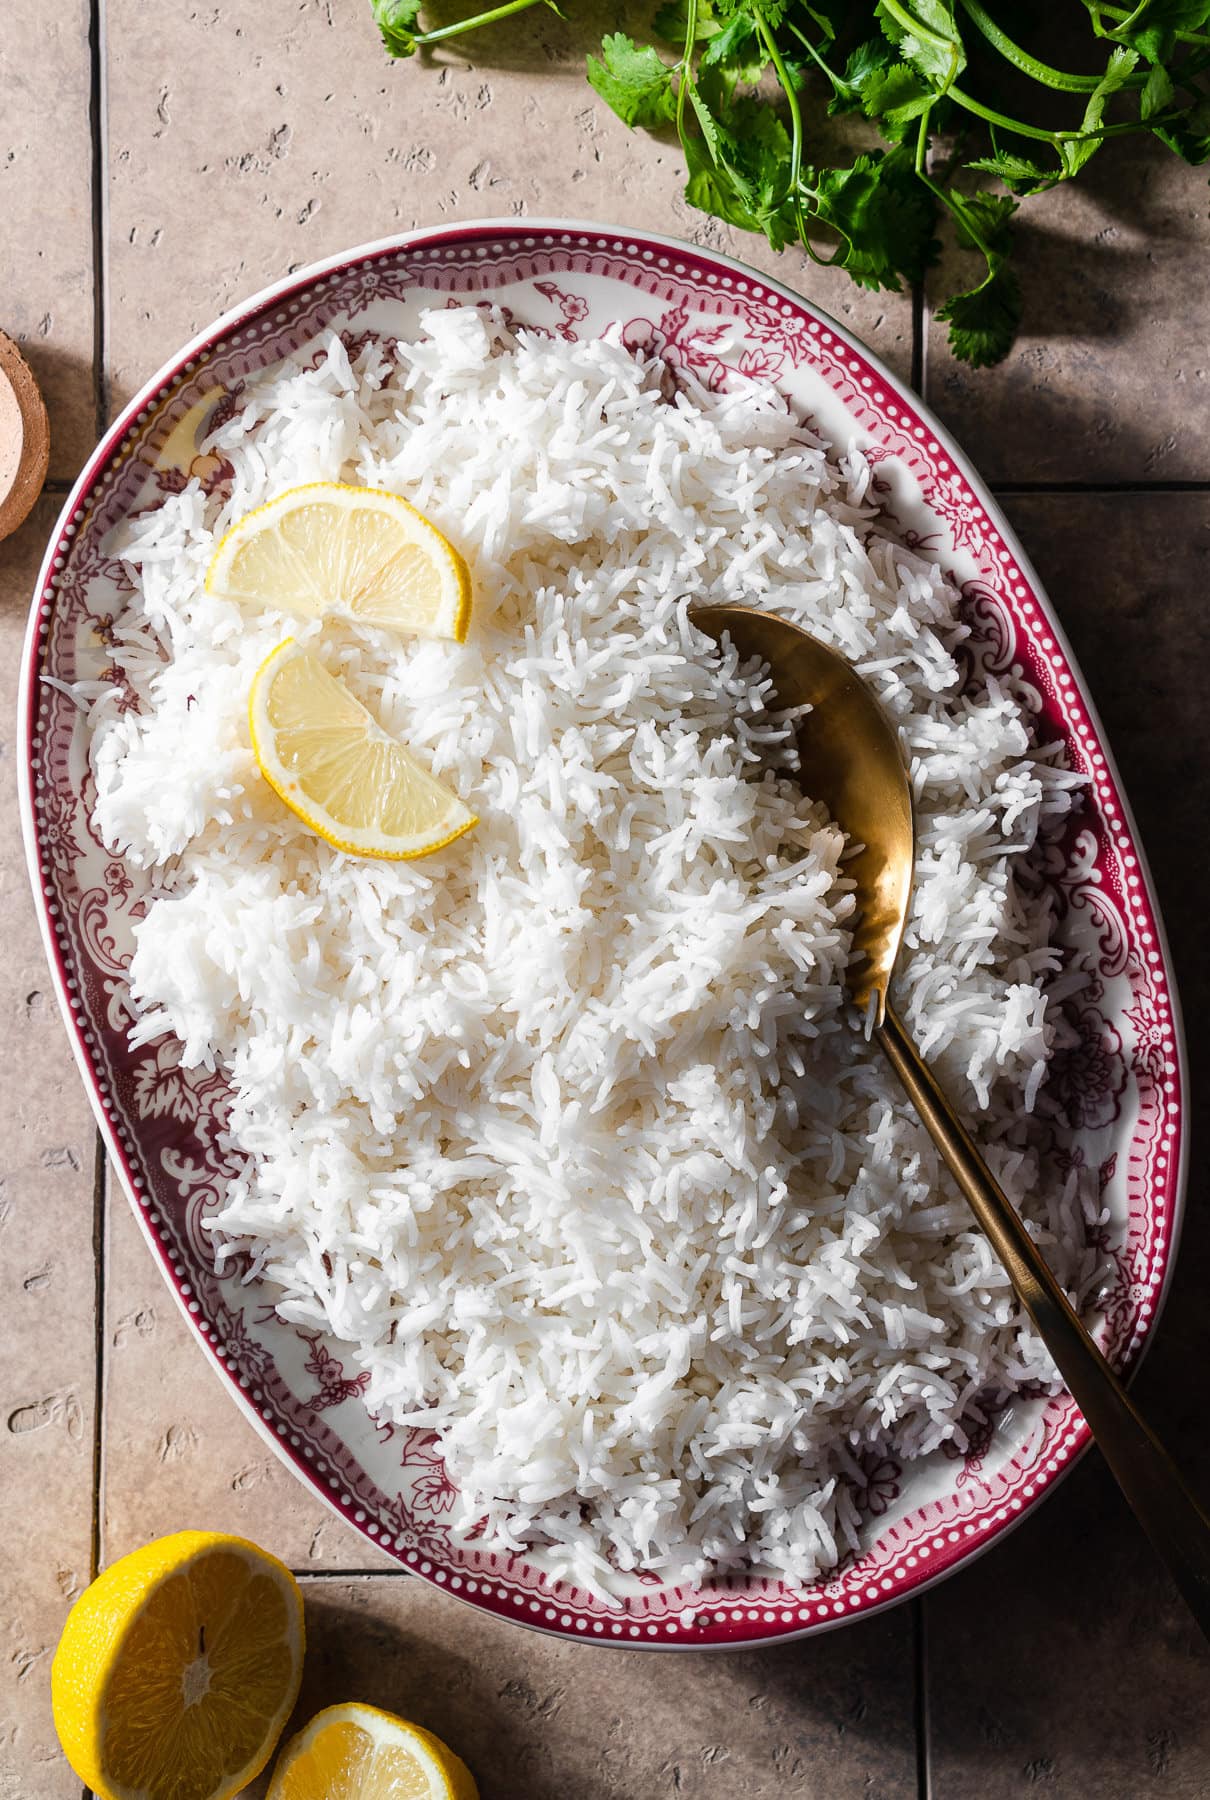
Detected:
[239,1574,917,1799]
[924,139,1210,484]
[0,3,97,480]
[926,492,1210,1797]
[0,498,98,1794]
[101,1179,386,1571]
[103,0,911,413]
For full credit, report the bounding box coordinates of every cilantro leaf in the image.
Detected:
[701,12,768,84]
[587,34,677,129]
[802,1,846,38]
[833,36,896,102]
[372,0,423,56]
[965,148,1058,193]
[1141,62,1175,119]
[684,132,769,235]
[856,60,935,138]
[936,264,1022,368]
[876,0,966,88]
[653,0,719,46]
[686,75,727,165]
[1101,0,1210,54]
[715,0,787,21]
[681,75,798,247]
[1153,90,1210,161]
[808,146,939,290]
[946,188,1017,253]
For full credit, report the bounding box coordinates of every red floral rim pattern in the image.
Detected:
[18,222,1187,1647]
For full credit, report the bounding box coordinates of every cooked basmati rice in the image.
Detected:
[85,307,1099,1594]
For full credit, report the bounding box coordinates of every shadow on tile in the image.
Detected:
[6,338,98,488]
[242,1579,919,1798]
[386,0,619,73]
[0,494,56,595]
[926,492,1210,1798]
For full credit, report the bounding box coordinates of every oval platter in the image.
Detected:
[18,219,1187,1648]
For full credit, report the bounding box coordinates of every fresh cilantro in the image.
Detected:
[372,0,424,55]
[936,264,1023,368]
[587,34,677,129]
[1154,92,1210,161]
[946,188,1017,253]
[715,0,788,23]
[701,12,767,82]
[1141,61,1175,118]
[876,0,966,89]
[808,146,939,289]
[684,132,769,235]
[653,0,719,45]
[965,148,1057,193]
[369,0,1210,366]
[833,36,898,108]
[856,60,935,138]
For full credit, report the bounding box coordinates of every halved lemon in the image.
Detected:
[249,638,476,859]
[268,1703,478,1800]
[51,1529,304,1800]
[206,483,471,643]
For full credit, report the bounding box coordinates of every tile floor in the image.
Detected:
[4,5,1210,1793]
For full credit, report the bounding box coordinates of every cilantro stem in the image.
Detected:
[407,0,544,48]
[914,114,1000,303]
[913,109,931,182]
[755,12,806,242]
[945,87,1063,141]
[956,0,1140,92]
[787,19,846,98]
[676,0,697,150]
[1091,2,1210,46]
[946,84,1178,144]
[879,0,962,93]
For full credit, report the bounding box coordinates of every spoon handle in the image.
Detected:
[877,1002,1210,1639]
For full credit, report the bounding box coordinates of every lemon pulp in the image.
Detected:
[268,1702,478,1800]
[206,483,471,643]
[249,639,476,860]
[51,1530,304,1800]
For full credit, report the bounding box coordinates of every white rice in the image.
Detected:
[85,307,1099,1595]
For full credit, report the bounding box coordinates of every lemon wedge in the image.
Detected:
[268,1703,478,1800]
[250,638,476,859]
[207,483,471,643]
[51,1530,304,1800]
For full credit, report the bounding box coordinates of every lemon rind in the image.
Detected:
[52,1530,304,1800]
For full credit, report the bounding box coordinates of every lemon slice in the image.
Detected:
[51,1530,304,1800]
[207,483,471,643]
[250,638,476,859]
[268,1703,478,1800]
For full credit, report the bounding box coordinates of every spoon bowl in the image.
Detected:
[691,604,913,1023]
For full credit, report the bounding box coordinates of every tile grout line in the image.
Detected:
[911,278,925,399]
[85,12,109,1795]
[88,0,109,440]
[913,1598,932,1800]
[88,1137,107,1586]
[84,1139,107,1800]
[291,1568,416,1580]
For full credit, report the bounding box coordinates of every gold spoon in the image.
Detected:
[693,602,1210,1635]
